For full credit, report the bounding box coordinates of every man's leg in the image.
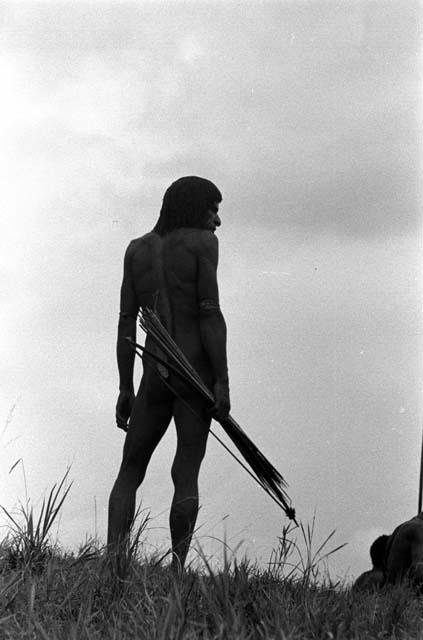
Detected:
[170,399,210,573]
[108,374,173,551]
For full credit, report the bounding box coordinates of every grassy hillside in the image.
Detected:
[0,475,422,639]
[1,539,422,639]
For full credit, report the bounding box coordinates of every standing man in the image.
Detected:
[108,176,231,573]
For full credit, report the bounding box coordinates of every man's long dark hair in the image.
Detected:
[153,176,222,236]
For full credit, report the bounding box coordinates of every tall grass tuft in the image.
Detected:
[268,515,347,587]
[1,468,72,571]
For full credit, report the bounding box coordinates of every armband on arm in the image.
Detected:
[199,299,221,316]
[119,311,137,320]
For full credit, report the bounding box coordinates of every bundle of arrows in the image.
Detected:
[127,306,296,523]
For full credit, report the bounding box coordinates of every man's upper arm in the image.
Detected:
[119,242,139,320]
[196,232,220,311]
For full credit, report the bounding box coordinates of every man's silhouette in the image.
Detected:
[108,176,230,573]
[353,514,423,591]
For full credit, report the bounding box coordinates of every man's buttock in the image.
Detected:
[140,362,208,411]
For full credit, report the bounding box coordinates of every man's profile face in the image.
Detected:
[205,201,221,232]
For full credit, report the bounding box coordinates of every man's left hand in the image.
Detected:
[209,380,230,421]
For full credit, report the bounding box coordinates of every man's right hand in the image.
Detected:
[115,389,135,432]
[210,380,230,421]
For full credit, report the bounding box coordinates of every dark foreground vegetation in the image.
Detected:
[0,474,422,639]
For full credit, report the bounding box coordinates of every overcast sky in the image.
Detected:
[1,0,422,581]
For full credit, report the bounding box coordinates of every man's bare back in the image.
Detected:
[108,177,230,573]
[128,229,224,380]
[385,514,423,584]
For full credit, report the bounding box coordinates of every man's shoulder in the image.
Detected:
[126,229,218,259]
[181,229,218,253]
[408,515,423,533]
[390,516,423,541]
[126,232,156,255]
[403,514,423,528]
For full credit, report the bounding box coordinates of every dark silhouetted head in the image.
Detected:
[153,176,222,236]
[370,535,389,570]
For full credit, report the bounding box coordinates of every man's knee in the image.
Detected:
[116,454,146,488]
[171,460,200,493]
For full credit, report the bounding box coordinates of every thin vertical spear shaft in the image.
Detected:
[418,428,423,514]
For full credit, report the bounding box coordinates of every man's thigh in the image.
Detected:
[123,368,174,459]
[173,397,211,460]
